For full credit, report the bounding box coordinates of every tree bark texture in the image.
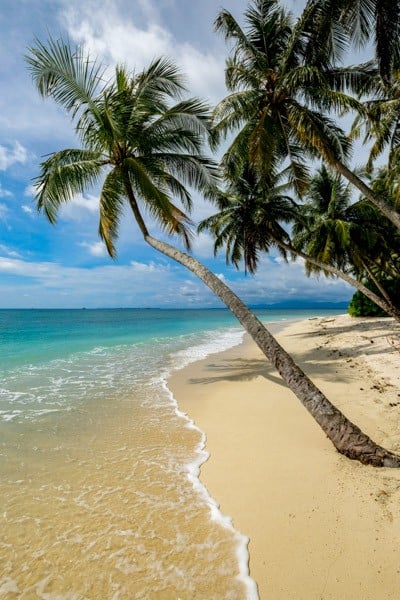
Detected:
[145,234,400,467]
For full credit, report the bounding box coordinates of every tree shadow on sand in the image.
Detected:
[188,353,349,388]
[188,358,286,387]
[188,319,399,389]
[286,318,400,362]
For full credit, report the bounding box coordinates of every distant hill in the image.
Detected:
[250,300,349,310]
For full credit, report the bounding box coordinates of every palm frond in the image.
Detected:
[98,167,126,258]
[26,37,105,121]
[34,148,105,223]
[287,101,351,163]
[135,56,186,102]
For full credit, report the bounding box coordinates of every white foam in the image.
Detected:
[159,328,259,599]
[170,327,244,372]
[163,381,258,599]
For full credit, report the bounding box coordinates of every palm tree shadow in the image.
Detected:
[288,319,400,361]
[187,318,400,389]
[188,358,287,388]
[188,345,353,389]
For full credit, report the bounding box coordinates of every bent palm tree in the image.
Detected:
[199,165,400,320]
[26,38,400,467]
[213,0,400,230]
[293,166,400,319]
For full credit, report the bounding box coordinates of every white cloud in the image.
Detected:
[0,250,353,309]
[129,260,169,272]
[228,254,352,304]
[0,142,27,171]
[24,184,37,197]
[21,205,34,215]
[0,244,21,258]
[0,183,12,198]
[0,255,182,308]
[59,193,100,221]
[0,257,27,274]
[191,231,216,259]
[80,241,108,257]
[24,185,100,222]
[62,2,226,104]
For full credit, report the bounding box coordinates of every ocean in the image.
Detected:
[0,308,343,599]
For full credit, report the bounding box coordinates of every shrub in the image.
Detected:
[348,278,400,317]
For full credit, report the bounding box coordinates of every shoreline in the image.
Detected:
[168,315,400,599]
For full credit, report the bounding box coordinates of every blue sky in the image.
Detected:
[0,0,354,308]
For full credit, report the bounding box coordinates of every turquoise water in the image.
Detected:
[0,308,343,425]
[0,308,343,598]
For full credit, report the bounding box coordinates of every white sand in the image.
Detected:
[169,315,400,599]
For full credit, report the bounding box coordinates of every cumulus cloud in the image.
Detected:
[191,231,216,259]
[227,254,352,304]
[24,184,37,197]
[0,142,27,171]
[0,256,182,308]
[25,183,100,222]
[129,260,169,272]
[0,250,353,309]
[80,241,108,257]
[61,1,226,104]
[59,193,100,221]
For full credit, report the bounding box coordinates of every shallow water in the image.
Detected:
[0,308,343,598]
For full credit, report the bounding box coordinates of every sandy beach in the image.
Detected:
[169,315,400,599]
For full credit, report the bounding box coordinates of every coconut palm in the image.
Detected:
[353,167,400,300]
[352,80,400,196]
[26,37,400,466]
[199,165,400,320]
[199,166,296,274]
[213,0,400,231]
[292,165,400,319]
[305,0,400,85]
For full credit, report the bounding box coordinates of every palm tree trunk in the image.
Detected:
[362,261,395,306]
[332,159,400,231]
[144,233,400,467]
[273,238,400,322]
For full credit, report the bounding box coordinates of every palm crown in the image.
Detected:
[199,166,297,274]
[292,165,397,279]
[212,0,364,194]
[26,38,219,257]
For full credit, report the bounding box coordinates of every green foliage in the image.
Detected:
[349,278,400,317]
[26,38,219,257]
[212,0,361,193]
[199,165,297,274]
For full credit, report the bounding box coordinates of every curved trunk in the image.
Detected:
[362,261,396,307]
[145,233,400,468]
[274,239,400,322]
[332,159,400,231]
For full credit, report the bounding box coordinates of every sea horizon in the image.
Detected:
[0,302,349,310]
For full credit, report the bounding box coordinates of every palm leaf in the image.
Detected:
[98,167,126,258]
[34,148,105,223]
[26,37,105,121]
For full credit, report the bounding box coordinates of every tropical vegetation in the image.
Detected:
[199,164,400,321]
[26,0,400,468]
[211,0,400,230]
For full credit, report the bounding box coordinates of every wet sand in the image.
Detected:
[168,315,400,599]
